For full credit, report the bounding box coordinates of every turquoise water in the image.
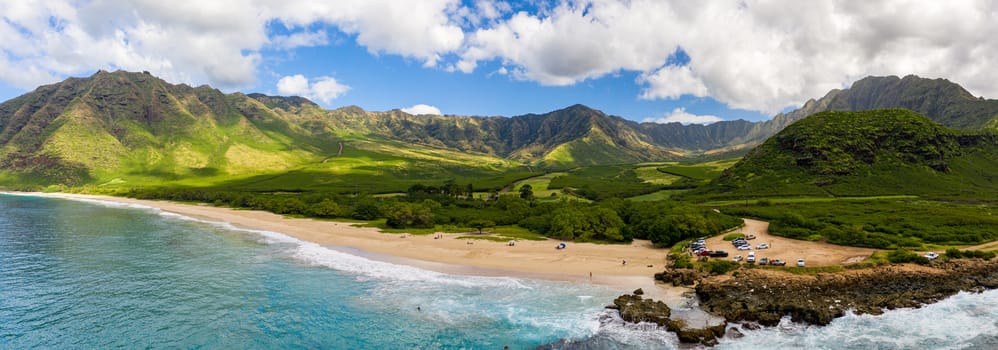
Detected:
[0,194,666,349]
[3,194,998,349]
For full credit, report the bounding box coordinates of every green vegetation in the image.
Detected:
[547,165,664,200]
[722,233,745,241]
[634,165,682,185]
[886,249,930,264]
[945,248,996,260]
[510,172,568,199]
[696,109,998,201]
[700,260,739,274]
[626,189,686,202]
[725,200,998,249]
[657,158,737,185]
[5,73,998,259]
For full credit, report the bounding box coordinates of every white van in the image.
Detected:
[747,252,756,263]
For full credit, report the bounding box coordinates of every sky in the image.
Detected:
[1,1,996,124]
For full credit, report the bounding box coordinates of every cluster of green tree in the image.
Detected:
[945,248,996,260]
[546,165,664,200]
[725,200,998,249]
[125,184,741,246]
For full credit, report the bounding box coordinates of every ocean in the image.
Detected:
[1,194,996,349]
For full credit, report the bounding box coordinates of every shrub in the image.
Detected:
[723,233,745,241]
[671,254,694,269]
[946,248,996,260]
[701,259,739,274]
[887,249,929,264]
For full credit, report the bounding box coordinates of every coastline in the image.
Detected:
[4,192,686,302]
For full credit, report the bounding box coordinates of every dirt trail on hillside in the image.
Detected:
[703,219,877,266]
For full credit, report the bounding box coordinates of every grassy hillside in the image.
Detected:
[696,109,998,200]
[0,71,539,192]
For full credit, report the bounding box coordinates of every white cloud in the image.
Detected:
[3,1,998,116]
[0,0,466,90]
[642,108,722,125]
[401,104,442,115]
[638,65,709,100]
[458,0,998,114]
[643,108,722,125]
[276,74,349,104]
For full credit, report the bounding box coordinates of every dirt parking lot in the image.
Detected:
[702,219,877,266]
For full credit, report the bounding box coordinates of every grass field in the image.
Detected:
[658,158,738,179]
[701,195,919,206]
[627,189,687,202]
[634,165,682,185]
[511,172,569,198]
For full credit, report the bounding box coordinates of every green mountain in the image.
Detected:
[0,71,532,190]
[3,71,997,191]
[700,109,998,200]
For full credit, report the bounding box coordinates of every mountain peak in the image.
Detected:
[560,104,603,115]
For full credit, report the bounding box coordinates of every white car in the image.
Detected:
[797,258,806,267]
[924,252,939,260]
[733,255,743,262]
[756,243,770,249]
[737,245,751,251]
[747,252,756,263]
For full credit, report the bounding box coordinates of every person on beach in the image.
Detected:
[622,259,627,266]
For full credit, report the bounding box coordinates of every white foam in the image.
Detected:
[719,289,998,349]
[36,193,539,289]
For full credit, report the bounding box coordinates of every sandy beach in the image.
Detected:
[15,192,686,301]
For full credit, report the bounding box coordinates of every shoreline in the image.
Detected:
[4,192,687,302]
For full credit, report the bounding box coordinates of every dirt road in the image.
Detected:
[703,219,877,266]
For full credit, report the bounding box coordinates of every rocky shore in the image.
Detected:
[603,259,998,347]
[606,289,727,346]
[695,259,998,326]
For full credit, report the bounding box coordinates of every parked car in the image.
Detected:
[769,259,786,266]
[737,245,751,251]
[746,234,757,240]
[759,257,768,265]
[710,250,729,257]
[696,250,713,256]
[733,255,743,262]
[756,243,770,249]
[747,252,756,263]
[924,252,939,260]
[797,258,805,267]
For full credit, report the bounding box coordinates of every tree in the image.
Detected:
[467,219,495,234]
[519,184,534,200]
[384,202,433,228]
[310,199,341,218]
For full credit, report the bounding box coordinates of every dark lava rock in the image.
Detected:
[655,268,702,286]
[608,293,727,346]
[633,288,644,295]
[727,327,744,339]
[695,259,998,326]
[610,294,671,325]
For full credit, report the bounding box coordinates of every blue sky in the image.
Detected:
[2,1,996,124]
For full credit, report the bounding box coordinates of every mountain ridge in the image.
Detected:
[2,70,997,188]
